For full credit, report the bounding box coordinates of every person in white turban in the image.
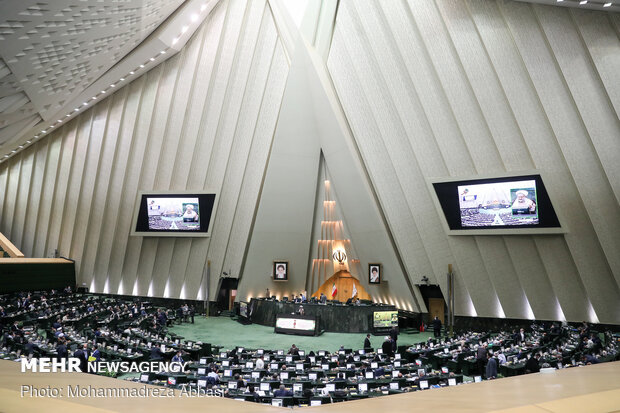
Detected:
[511,190,535,212]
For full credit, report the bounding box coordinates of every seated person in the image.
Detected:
[246,384,260,402]
[288,344,299,356]
[273,384,293,397]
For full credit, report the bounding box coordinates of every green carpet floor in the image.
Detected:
[168,316,435,353]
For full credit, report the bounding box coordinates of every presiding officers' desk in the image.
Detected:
[249,298,397,333]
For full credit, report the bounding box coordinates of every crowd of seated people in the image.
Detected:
[0,288,206,371]
[1,288,619,407]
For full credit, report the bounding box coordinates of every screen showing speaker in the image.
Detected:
[432,174,560,232]
[131,191,217,237]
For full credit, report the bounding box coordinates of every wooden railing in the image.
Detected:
[0,232,24,258]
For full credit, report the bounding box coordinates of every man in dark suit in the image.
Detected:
[525,353,540,373]
[74,345,88,373]
[432,316,442,338]
[382,337,393,357]
[150,346,164,361]
[390,326,398,352]
[319,293,327,304]
[91,345,101,362]
[56,340,68,360]
[273,384,293,397]
[516,328,526,344]
[485,352,498,379]
[363,334,372,351]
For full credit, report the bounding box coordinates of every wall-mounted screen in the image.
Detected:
[131,191,217,237]
[373,310,398,328]
[239,301,248,318]
[431,174,562,235]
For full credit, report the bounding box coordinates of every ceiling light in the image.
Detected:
[160,50,166,54]
[603,2,611,6]
[139,64,145,68]
[182,26,188,33]
[172,37,179,45]
[83,102,88,106]
[556,0,563,2]
[580,0,587,3]
[110,84,116,87]
[66,114,71,117]
[26,140,31,144]
[191,13,198,22]
[92,96,97,100]
[41,130,46,134]
[120,78,125,81]
[11,150,16,153]
[129,71,135,75]
[149,57,155,61]
[201,4,207,11]
[18,146,23,149]
[74,108,80,112]
[101,90,106,94]
[57,120,62,123]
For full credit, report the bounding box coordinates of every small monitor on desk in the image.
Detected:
[358,383,368,392]
[389,382,399,390]
[365,371,374,379]
[293,383,303,392]
[326,383,335,392]
[260,382,270,391]
[227,381,237,389]
[311,400,322,406]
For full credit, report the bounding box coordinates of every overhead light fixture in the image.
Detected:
[83,102,88,106]
[160,50,166,54]
[120,78,125,81]
[149,57,155,61]
[603,2,611,6]
[66,114,71,117]
[101,90,106,94]
[110,84,116,87]
[26,140,31,144]
[92,96,97,100]
[182,26,188,33]
[74,108,80,112]
[191,13,198,22]
[201,4,207,11]
[129,71,135,75]
[580,0,587,4]
[172,37,179,45]
[139,64,145,68]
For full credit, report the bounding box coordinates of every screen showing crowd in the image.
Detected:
[457,180,538,227]
[373,311,398,328]
[146,197,200,231]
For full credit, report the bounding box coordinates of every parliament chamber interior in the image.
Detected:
[0,0,619,412]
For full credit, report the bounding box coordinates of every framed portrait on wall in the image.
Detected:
[273,261,288,281]
[369,264,381,284]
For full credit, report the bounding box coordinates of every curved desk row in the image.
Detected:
[248,299,397,333]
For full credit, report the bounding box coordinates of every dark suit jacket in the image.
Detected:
[525,357,540,373]
[485,357,498,378]
[273,389,293,397]
[364,338,371,349]
[382,340,393,357]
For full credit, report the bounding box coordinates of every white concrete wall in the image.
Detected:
[326,0,620,323]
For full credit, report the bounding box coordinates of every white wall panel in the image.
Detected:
[328,0,620,322]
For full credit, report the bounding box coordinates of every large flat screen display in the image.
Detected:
[274,314,317,336]
[457,179,538,227]
[276,317,316,331]
[131,191,217,237]
[239,302,248,318]
[432,174,561,234]
[373,311,398,328]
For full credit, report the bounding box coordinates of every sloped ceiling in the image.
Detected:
[0,0,192,148]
